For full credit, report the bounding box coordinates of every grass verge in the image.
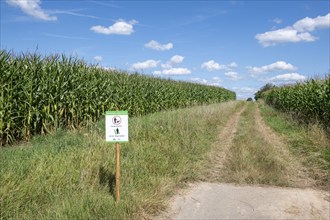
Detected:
[0,101,243,219]
[258,102,330,189]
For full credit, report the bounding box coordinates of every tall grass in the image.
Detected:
[262,76,330,132]
[0,50,236,145]
[0,101,242,219]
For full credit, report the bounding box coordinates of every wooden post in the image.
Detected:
[116,142,120,202]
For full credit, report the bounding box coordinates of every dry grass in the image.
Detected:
[220,102,289,186]
[308,123,330,150]
[204,102,301,187]
[201,104,246,182]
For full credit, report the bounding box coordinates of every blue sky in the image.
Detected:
[1,0,329,99]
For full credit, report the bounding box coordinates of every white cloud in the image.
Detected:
[228,62,238,68]
[190,77,208,84]
[162,68,191,75]
[190,76,223,86]
[201,60,226,71]
[144,40,173,51]
[256,13,329,47]
[256,27,316,47]
[169,55,184,64]
[160,55,185,69]
[90,19,138,35]
[293,13,330,32]
[42,32,88,40]
[269,73,306,82]
[52,10,100,19]
[161,63,172,69]
[232,87,258,100]
[93,56,103,62]
[6,0,57,21]
[209,76,223,86]
[101,66,115,71]
[201,60,237,71]
[106,67,115,71]
[153,55,189,75]
[224,71,243,81]
[233,86,257,93]
[246,61,297,75]
[153,70,162,75]
[153,68,191,75]
[132,59,159,70]
[212,76,222,83]
[272,18,282,24]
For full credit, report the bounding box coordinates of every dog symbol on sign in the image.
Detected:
[112,116,121,125]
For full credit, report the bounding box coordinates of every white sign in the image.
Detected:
[105,111,129,142]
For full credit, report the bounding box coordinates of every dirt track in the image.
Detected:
[203,106,246,182]
[156,103,330,220]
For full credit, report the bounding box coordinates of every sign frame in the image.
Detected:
[105,111,129,143]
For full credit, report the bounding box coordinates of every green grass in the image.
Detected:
[259,102,330,188]
[221,102,289,186]
[0,101,243,219]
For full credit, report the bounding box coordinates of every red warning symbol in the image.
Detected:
[112,116,122,125]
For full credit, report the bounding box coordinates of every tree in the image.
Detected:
[254,83,276,100]
[246,97,253,101]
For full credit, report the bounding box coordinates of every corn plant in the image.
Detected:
[263,76,330,132]
[0,50,236,145]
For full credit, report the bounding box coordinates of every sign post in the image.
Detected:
[115,142,120,201]
[105,111,129,202]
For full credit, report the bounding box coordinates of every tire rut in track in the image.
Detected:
[254,104,315,188]
[202,104,246,182]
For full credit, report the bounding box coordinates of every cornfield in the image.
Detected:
[263,76,330,132]
[0,50,236,145]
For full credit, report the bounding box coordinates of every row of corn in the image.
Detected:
[0,50,236,145]
[262,76,330,132]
